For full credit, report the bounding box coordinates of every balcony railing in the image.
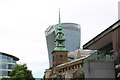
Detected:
[85,50,113,61]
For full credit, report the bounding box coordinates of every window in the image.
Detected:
[72,66,74,69]
[0,54,2,62]
[65,68,67,71]
[2,71,8,76]
[53,56,54,62]
[75,65,78,69]
[8,64,13,69]
[63,68,64,72]
[60,55,63,58]
[0,71,2,76]
[0,64,2,69]
[2,64,8,69]
[68,67,70,70]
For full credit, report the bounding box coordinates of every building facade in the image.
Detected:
[83,20,120,63]
[44,57,85,79]
[0,52,19,78]
[45,23,80,67]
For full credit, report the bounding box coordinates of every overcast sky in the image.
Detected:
[0,0,119,78]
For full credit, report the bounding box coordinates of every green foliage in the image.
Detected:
[9,64,35,80]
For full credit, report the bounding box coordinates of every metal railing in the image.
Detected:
[85,50,113,61]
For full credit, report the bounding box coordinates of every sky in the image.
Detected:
[0,0,119,78]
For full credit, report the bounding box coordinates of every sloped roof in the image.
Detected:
[83,20,120,49]
[68,49,94,60]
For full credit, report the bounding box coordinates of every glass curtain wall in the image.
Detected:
[0,54,16,76]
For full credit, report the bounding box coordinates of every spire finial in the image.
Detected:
[59,8,61,27]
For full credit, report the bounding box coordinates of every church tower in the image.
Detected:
[52,9,68,67]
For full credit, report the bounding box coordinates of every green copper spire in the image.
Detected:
[54,9,67,51]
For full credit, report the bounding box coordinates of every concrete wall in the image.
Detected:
[112,26,120,59]
[84,60,115,79]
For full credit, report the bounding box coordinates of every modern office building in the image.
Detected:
[0,52,19,78]
[45,23,81,67]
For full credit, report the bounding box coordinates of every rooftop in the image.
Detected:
[0,52,19,61]
[83,20,120,49]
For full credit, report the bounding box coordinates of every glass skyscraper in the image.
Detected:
[0,52,19,78]
[45,23,81,67]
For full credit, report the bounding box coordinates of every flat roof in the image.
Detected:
[0,52,19,61]
[83,20,120,49]
[45,23,80,32]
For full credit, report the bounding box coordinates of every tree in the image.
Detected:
[9,64,35,80]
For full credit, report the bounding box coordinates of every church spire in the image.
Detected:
[52,9,68,67]
[54,9,67,51]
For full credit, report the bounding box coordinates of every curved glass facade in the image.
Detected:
[0,52,19,78]
[45,23,81,67]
